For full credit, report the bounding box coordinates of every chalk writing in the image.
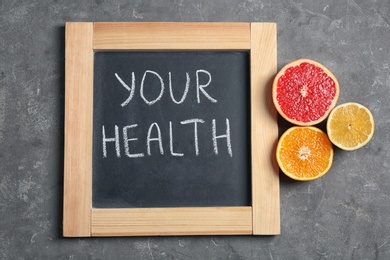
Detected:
[115,69,217,106]
[102,118,232,158]
[102,68,233,158]
[147,122,164,155]
[180,118,205,156]
[115,73,135,107]
[196,69,216,103]
[212,118,232,157]
[102,125,120,158]
[169,72,190,104]
[141,70,165,105]
[169,121,184,157]
[123,124,144,158]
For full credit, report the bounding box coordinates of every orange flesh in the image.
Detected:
[277,127,334,181]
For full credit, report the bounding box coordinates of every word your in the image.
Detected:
[102,118,232,158]
[115,69,217,106]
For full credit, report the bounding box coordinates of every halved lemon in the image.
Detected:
[326,102,374,150]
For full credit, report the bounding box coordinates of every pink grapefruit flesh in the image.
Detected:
[273,59,340,126]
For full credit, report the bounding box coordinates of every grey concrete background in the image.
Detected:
[1,0,389,259]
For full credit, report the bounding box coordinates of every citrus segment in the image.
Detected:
[327,102,374,150]
[273,59,339,126]
[276,126,334,181]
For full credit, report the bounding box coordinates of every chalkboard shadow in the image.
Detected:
[56,25,65,238]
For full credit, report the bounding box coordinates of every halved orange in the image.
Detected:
[327,102,374,150]
[276,126,334,181]
[273,59,340,126]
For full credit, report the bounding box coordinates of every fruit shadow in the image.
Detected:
[260,74,283,182]
[258,74,295,184]
[317,120,344,157]
[277,116,296,184]
[55,25,65,238]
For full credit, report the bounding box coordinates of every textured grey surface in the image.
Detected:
[1,0,389,259]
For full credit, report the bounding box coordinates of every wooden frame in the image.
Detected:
[64,22,279,237]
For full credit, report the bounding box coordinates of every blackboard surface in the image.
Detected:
[93,51,251,208]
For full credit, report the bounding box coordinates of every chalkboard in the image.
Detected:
[92,52,251,208]
[63,22,279,237]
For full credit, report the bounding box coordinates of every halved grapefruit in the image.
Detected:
[273,59,340,126]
